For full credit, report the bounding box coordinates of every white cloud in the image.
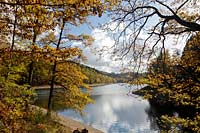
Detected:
[71,41,83,47]
[73,22,188,73]
[75,28,123,73]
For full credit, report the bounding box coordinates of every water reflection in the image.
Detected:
[61,95,155,132]
[35,84,159,133]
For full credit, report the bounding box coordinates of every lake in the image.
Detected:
[35,83,161,133]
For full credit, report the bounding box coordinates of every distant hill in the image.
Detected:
[106,72,145,83]
[78,64,116,84]
[77,63,144,84]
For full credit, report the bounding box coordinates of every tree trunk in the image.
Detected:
[47,20,65,115]
[28,30,37,86]
[5,6,17,80]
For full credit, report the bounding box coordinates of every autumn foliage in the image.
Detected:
[135,33,200,132]
[0,0,118,131]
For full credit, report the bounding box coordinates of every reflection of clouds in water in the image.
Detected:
[93,95,151,132]
[108,122,130,133]
[59,84,158,133]
[102,102,118,122]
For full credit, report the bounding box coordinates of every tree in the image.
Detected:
[106,2,200,131]
[0,0,119,130]
[159,34,200,132]
[42,30,94,113]
[148,50,172,74]
[106,0,200,67]
[37,0,118,113]
[0,0,117,112]
[134,33,200,132]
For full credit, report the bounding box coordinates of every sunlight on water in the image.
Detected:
[56,84,158,133]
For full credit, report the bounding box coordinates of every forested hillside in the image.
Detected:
[78,64,116,84]
[78,63,143,84]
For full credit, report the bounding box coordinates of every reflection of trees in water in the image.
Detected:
[35,89,100,112]
[145,100,199,132]
[108,122,129,133]
[145,101,177,131]
[35,96,68,112]
[35,90,71,112]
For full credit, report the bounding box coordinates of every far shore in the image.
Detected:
[33,83,111,90]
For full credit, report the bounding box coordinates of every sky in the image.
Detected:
[68,15,124,73]
[65,14,187,73]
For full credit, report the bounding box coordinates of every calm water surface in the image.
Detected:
[35,84,159,133]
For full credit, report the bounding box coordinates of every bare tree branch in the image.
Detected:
[102,0,200,71]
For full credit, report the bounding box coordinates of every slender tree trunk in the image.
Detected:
[10,10,17,52]
[28,30,37,86]
[47,20,65,114]
[28,61,34,85]
[5,6,17,80]
[47,61,57,114]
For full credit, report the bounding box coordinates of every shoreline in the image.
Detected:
[32,105,103,133]
[33,83,110,90]
[57,114,103,133]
